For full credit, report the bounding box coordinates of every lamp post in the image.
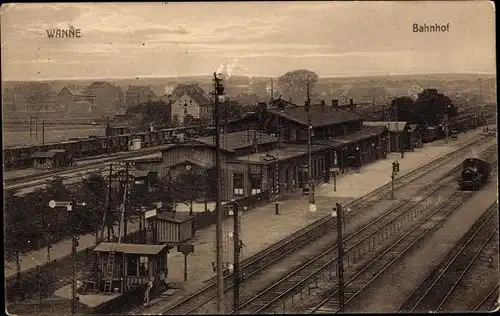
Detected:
[48,199,87,315]
[332,203,345,313]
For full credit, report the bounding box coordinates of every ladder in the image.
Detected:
[104,248,116,294]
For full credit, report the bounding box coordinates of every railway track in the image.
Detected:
[235,148,497,314]
[398,202,498,313]
[474,284,499,312]
[234,154,480,315]
[152,136,494,315]
[4,144,173,190]
[308,191,474,314]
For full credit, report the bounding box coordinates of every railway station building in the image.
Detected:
[131,99,388,202]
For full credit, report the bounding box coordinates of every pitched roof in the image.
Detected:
[171,84,206,99]
[269,104,362,127]
[61,86,84,95]
[193,130,277,151]
[31,151,58,158]
[88,81,107,90]
[126,86,150,94]
[155,211,194,223]
[184,92,211,106]
[31,149,67,158]
[93,242,167,255]
[233,144,326,164]
[363,121,408,132]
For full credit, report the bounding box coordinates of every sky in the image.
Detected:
[1,1,496,81]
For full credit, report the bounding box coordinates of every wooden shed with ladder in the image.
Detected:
[92,242,169,293]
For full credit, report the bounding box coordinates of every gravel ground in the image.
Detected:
[438,228,499,312]
[346,180,499,313]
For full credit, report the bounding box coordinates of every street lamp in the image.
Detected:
[331,203,345,313]
[48,199,87,315]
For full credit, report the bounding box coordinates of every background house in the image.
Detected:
[125,86,157,108]
[56,86,85,113]
[170,87,212,124]
[83,81,124,115]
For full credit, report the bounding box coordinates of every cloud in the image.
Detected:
[1,2,495,80]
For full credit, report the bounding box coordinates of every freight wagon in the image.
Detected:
[3,125,207,170]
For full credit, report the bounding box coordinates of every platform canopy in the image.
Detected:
[93,242,167,255]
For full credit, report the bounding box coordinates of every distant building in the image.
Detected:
[11,83,56,112]
[125,86,157,108]
[56,86,85,113]
[170,85,212,124]
[83,81,124,114]
[170,84,206,101]
[2,88,16,112]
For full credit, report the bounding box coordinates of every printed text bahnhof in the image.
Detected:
[413,23,450,33]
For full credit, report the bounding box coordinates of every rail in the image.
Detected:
[156,135,494,315]
[398,201,498,313]
[309,191,473,314]
[4,144,174,189]
[238,145,497,314]
[474,284,499,311]
[235,154,474,314]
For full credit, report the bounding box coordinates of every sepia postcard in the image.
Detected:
[2,1,498,315]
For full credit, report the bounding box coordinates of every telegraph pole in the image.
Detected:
[214,72,225,314]
[42,121,45,149]
[233,202,241,310]
[306,76,314,204]
[335,203,345,313]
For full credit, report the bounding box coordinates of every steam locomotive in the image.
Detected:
[458,158,491,190]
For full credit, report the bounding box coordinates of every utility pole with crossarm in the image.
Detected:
[48,199,87,315]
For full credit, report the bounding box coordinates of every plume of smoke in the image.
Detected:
[216,58,245,79]
[266,83,280,99]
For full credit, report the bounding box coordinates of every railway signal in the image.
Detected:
[332,203,345,313]
[213,72,225,314]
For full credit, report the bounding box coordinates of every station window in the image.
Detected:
[250,175,262,195]
[127,256,138,276]
[127,255,149,277]
[233,173,244,196]
[139,257,149,277]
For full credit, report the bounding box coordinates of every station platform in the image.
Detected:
[4,126,495,309]
[137,127,496,314]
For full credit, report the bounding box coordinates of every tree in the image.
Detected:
[4,192,30,260]
[390,89,458,126]
[126,100,172,128]
[278,69,319,104]
[73,173,119,239]
[415,89,458,125]
[171,171,208,215]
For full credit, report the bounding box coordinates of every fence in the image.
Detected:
[193,190,270,230]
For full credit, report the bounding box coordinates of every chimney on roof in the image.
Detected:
[332,99,339,110]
